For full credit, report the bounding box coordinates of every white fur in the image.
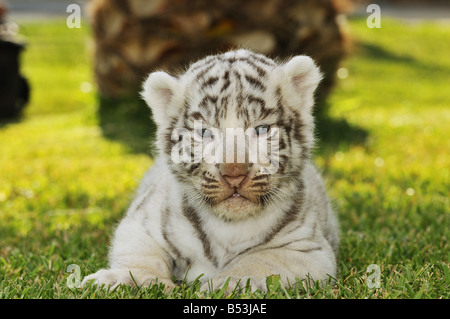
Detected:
[82,50,339,292]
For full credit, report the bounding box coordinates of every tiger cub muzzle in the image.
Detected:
[200,162,274,220]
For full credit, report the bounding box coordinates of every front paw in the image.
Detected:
[201,275,267,293]
[81,268,175,291]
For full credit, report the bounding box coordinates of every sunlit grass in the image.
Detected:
[0,18,448,298]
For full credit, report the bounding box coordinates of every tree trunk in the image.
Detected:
[88,0,351,108]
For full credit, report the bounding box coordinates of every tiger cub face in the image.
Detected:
[141,50,322,221]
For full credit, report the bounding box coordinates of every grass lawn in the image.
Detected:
[0,17,449,299]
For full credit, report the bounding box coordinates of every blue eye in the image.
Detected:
[196,128,214,139]
[255,125,270,136]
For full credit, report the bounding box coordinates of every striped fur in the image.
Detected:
[82,50,339,291]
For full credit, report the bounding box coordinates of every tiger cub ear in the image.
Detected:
[279,55,323,112]
[141,71,180,126]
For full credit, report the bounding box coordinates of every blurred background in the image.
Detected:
[0,0,448,298]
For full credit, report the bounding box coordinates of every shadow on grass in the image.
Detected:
[357,41,449,77]
[359,42,416,64]
[314,100,368,157]
[315,117,368,149]
[97,94,157,156]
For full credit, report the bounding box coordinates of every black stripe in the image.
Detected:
[239,58,268,77]
[202,184,219,189]
[265,240,299,250]
[233,71,245,109]
[202,190,219,197]
[265,242,322,253]
[260,181,305,246]
[274,85,308,160]
[221,183,304,267]
[219,96,229,120]
[278,154,288,163]
[195,63,215,80]
[190,56,216,73]
[183,113,194,130]
[259,107,274,121]
[202,173,218,184]
[221,193,301,267]
[161,206,183,260]
[220,71,231,93]
[247,95,266,109]
[201,76,219,90]
[279,136,287,150]
[251,182,268,188]
[294,247,323,253]
[189,111,205,122]
[291,110,305,143]
[251,174,269,181]
[290,110,310,161]
[244,75,266,92]
[249,53,276,67]
[233,71,243,89]
[199,95,218,110]
[247,95,273,122]
[182,196,219,267]
[275,86,285,120]
[186,163,200,175]
[135,187,155,211]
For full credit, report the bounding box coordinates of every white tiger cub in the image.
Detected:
[82,49,339,292]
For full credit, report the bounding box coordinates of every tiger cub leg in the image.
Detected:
[82,217,175,291]
[204,243,337,292]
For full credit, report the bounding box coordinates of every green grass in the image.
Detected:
[0,18,449,299]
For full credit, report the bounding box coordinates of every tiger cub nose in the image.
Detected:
[221,163,248,188]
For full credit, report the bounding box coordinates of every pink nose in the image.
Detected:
[222,175,246,188]
[221,163,248,188]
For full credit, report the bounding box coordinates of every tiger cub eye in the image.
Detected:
[255,125,270,136]
[196,128,214,139]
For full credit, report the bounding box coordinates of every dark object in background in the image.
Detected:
[0,4,30,119]
[0,40,30,118]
